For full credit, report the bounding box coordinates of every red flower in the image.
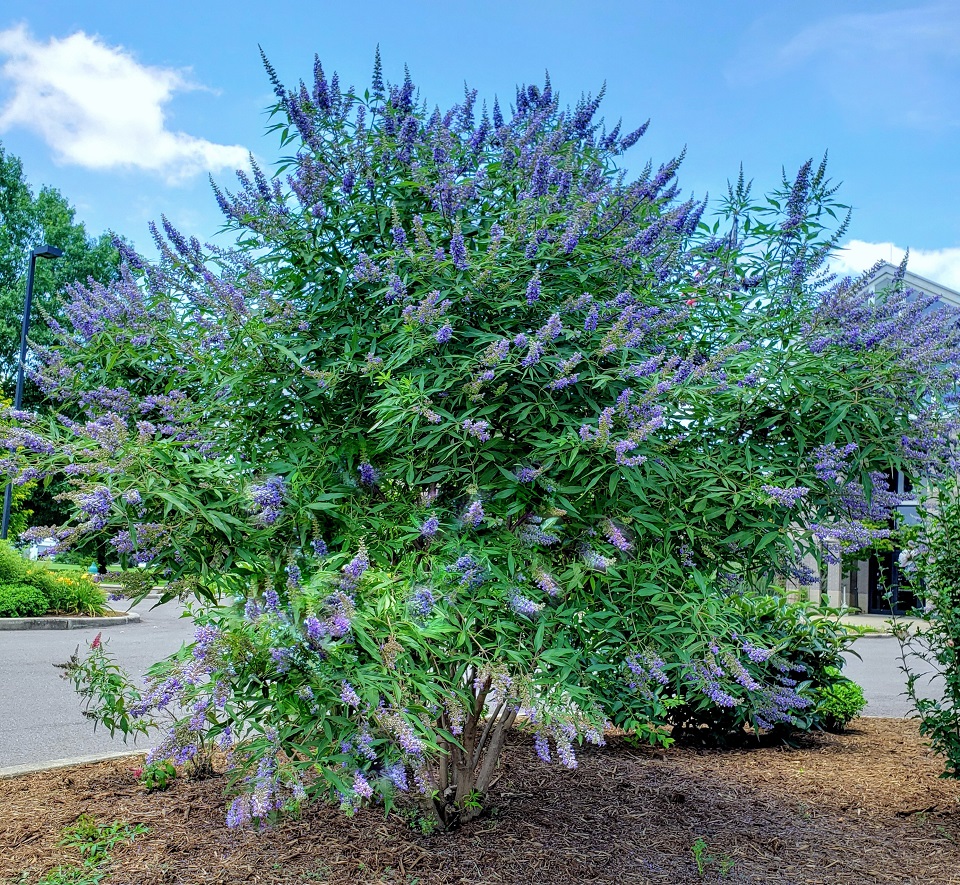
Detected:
[90,632,102,649]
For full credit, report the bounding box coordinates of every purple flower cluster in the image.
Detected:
[741,640,772,663]
[462,419,491,441]
[761,485,809,507]
[625,652,670,697]
[450,226,469,270]
[340,544,369,591]
[509,591,543,618]
[534,570,560,596]
[526,275,541,304]
[357,462,379,486]
[463,500,484,527]
[604,520,632,552]
[419,515,439,537]
[401,289,451,325]
[340,681,361,707]
[409,586,436,618]
[812,442,859,483]
[447,554,486,588]
[250,476,286,526]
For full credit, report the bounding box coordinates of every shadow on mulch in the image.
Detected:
[3,719,959,885]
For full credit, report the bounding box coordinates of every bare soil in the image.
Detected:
[3,719,958,885]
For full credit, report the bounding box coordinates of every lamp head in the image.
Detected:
[33,244,63,259]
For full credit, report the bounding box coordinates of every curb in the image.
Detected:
[0,612,142,631]
[0,749,147,780]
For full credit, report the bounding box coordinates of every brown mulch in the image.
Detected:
[2,718,959,885]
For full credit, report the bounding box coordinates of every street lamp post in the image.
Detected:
[1,244,63,540]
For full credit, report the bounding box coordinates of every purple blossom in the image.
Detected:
[534,733,551,762]
[383,762,408,791]
[286,561,302,589]
[761,485,809,507]
[509,591,542,617]
[462,419,491,441]
[534,570,560,596]
[419,515,439,537]
[435,323,453,343]
[526,276,541,304]
[340,544,370,590]
[251,476,286,526]
[605,520,632,552]
[463,500,484,527]
[341,681,361,707]
[450,226,469,270]
[352,771,373,800]
[358,462,379,486]
[410,586,436,618]
[741,641,772,663]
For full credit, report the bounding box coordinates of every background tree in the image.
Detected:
[0,141,121,536]
[0,141,119,398]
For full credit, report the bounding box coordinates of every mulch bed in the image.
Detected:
[3,719,959,885]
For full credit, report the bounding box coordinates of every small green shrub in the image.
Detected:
[814,667,866,732]
[139,759,177,792]
[0,582,48,617]
[52,549,97,566]
[24,563,60,596]
[0,540,28,584]
[60,814,148,866]
[57,636,154,741]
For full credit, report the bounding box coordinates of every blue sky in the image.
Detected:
[1,1,959,286]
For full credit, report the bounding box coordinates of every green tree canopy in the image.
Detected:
[0,141,120,400]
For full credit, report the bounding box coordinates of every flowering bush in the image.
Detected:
[0,540,106,616]
[7,52,959,827]
[896,478,960,777]
[598,588,860,742]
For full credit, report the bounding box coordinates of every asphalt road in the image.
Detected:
[0,611,946,771]
[0,600,195,769]
[842,636,943,718]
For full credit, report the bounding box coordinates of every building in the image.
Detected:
[803,263,960,613]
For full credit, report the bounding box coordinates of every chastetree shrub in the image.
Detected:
[7,51,960,827]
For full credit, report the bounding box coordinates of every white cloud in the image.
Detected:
[833,240,960,292]
[0,25,249,183]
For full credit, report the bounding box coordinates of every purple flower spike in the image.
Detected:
[464,500,484,527]
[358,462,379,486]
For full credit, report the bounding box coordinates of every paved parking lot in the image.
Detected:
[0,600,195,769]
